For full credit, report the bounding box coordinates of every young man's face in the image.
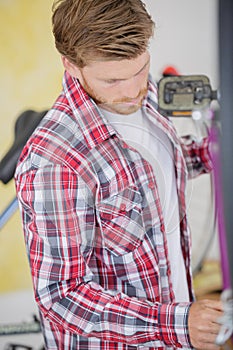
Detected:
[64,51,150,115]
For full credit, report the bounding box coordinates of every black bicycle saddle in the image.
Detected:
[0,110,48,184]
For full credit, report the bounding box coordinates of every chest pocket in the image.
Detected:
[97,186,145,256]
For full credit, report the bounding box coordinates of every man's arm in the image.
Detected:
[180,135,212,178]
[16,164,192,348]
[180,135,225,349]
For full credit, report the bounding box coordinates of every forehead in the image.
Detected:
[82,50,150,80]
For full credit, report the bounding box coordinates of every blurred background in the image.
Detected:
[0,0,222,348]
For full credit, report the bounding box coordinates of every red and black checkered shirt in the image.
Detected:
[15,71,212,349]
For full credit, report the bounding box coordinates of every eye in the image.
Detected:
[105,79,118,84]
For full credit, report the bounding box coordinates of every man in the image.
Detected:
[15,0,223,349]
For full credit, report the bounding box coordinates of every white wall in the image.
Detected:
[145,0,219,87]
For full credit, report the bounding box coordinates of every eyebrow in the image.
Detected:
[102,58,150,82]
[135,58,150,77]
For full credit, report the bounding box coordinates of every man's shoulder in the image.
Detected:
[15,104,89,175]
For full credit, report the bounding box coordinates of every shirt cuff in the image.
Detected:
[158,302,193,348]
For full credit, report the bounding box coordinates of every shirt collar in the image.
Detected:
[143,75,182,148]
[62,70,167,149]
[62,71,116,149]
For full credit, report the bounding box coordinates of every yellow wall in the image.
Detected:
[0,0,63,293]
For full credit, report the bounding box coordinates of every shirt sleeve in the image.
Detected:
[15,164,192,348]
[180,135,212,179]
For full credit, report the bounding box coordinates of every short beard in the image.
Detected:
[80,74,148,115]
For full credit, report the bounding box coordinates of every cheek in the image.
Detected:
[86,81,115,102]
[101,85,123,102]
[138,69,150,87]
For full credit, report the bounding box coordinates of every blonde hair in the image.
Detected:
[52,0,154,67]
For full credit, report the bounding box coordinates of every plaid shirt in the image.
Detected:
[15,71,212,350]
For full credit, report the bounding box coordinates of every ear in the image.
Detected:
[61,56,82,79]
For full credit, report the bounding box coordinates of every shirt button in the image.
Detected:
[148,181,155,189]
[120,203,126,211]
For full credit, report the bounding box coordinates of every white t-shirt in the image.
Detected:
[100,107,189,302]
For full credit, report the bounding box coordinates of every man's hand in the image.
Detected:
[188,299,223,350]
